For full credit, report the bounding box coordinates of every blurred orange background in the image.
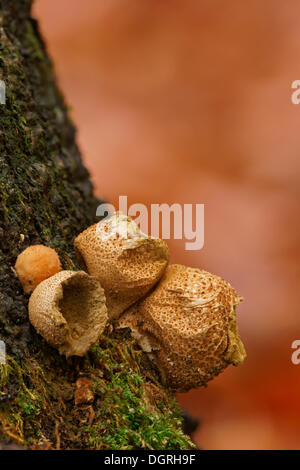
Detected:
[33,0,300,449]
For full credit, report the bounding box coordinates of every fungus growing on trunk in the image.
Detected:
[74,212,169,321]
[28,270,108,357]
[15,245,61,293]
[118,264,246,392]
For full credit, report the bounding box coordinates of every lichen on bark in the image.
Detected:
[0,0,194,449]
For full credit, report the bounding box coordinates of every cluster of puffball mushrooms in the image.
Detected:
[14,212,246,393]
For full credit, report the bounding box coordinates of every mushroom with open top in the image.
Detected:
[118,264,246,392]
[74,212,169,321]
[28,270,108,357]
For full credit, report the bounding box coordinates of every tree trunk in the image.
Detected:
[0,0,194,450]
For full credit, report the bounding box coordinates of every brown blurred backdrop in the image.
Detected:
[33,0,300,449]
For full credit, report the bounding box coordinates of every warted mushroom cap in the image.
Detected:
[118,264,246,392]
[74,212,169,321]
[28,270,108,357]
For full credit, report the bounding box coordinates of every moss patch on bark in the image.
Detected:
[0,331,194,450]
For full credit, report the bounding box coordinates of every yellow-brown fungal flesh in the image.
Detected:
[28,270,108,357]
[74,212,169,321]
[118,264,246,392]
[15,244,61,293]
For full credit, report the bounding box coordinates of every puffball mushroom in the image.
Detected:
[118,264,246,392]
[15,244,61,293]
[28,270,108,357]
[74,212,169,321]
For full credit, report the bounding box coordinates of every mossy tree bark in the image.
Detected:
[0,0,194,449]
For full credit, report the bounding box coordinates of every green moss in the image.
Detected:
[81,337,193,450]
[0,356,45,446]
[0,360,12,387]
[0,183,9,223]
[0,334,194,450]
[16,390,42,418]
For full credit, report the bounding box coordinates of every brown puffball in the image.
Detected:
[74,212,169,321]
[118,264,246,392]
[28,270,108,357]
[15,245,61,294]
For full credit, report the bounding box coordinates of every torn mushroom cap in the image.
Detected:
[74,212,169,321]
[28,270,108,357]
[118,264,246,392]
[15,244,61,294]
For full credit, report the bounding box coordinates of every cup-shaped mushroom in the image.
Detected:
[118,264,246,392]
[28,270,108,357]
[74,212,169,321]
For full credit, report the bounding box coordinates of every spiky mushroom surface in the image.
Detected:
[28,270,108,357]
[74,212,169,321]
[118,264,246,392]
[15,245,61,294]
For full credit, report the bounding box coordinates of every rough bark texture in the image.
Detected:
[0,0,194,449]
[0,0,100,357]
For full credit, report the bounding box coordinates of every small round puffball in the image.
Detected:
[15,245,61,293]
